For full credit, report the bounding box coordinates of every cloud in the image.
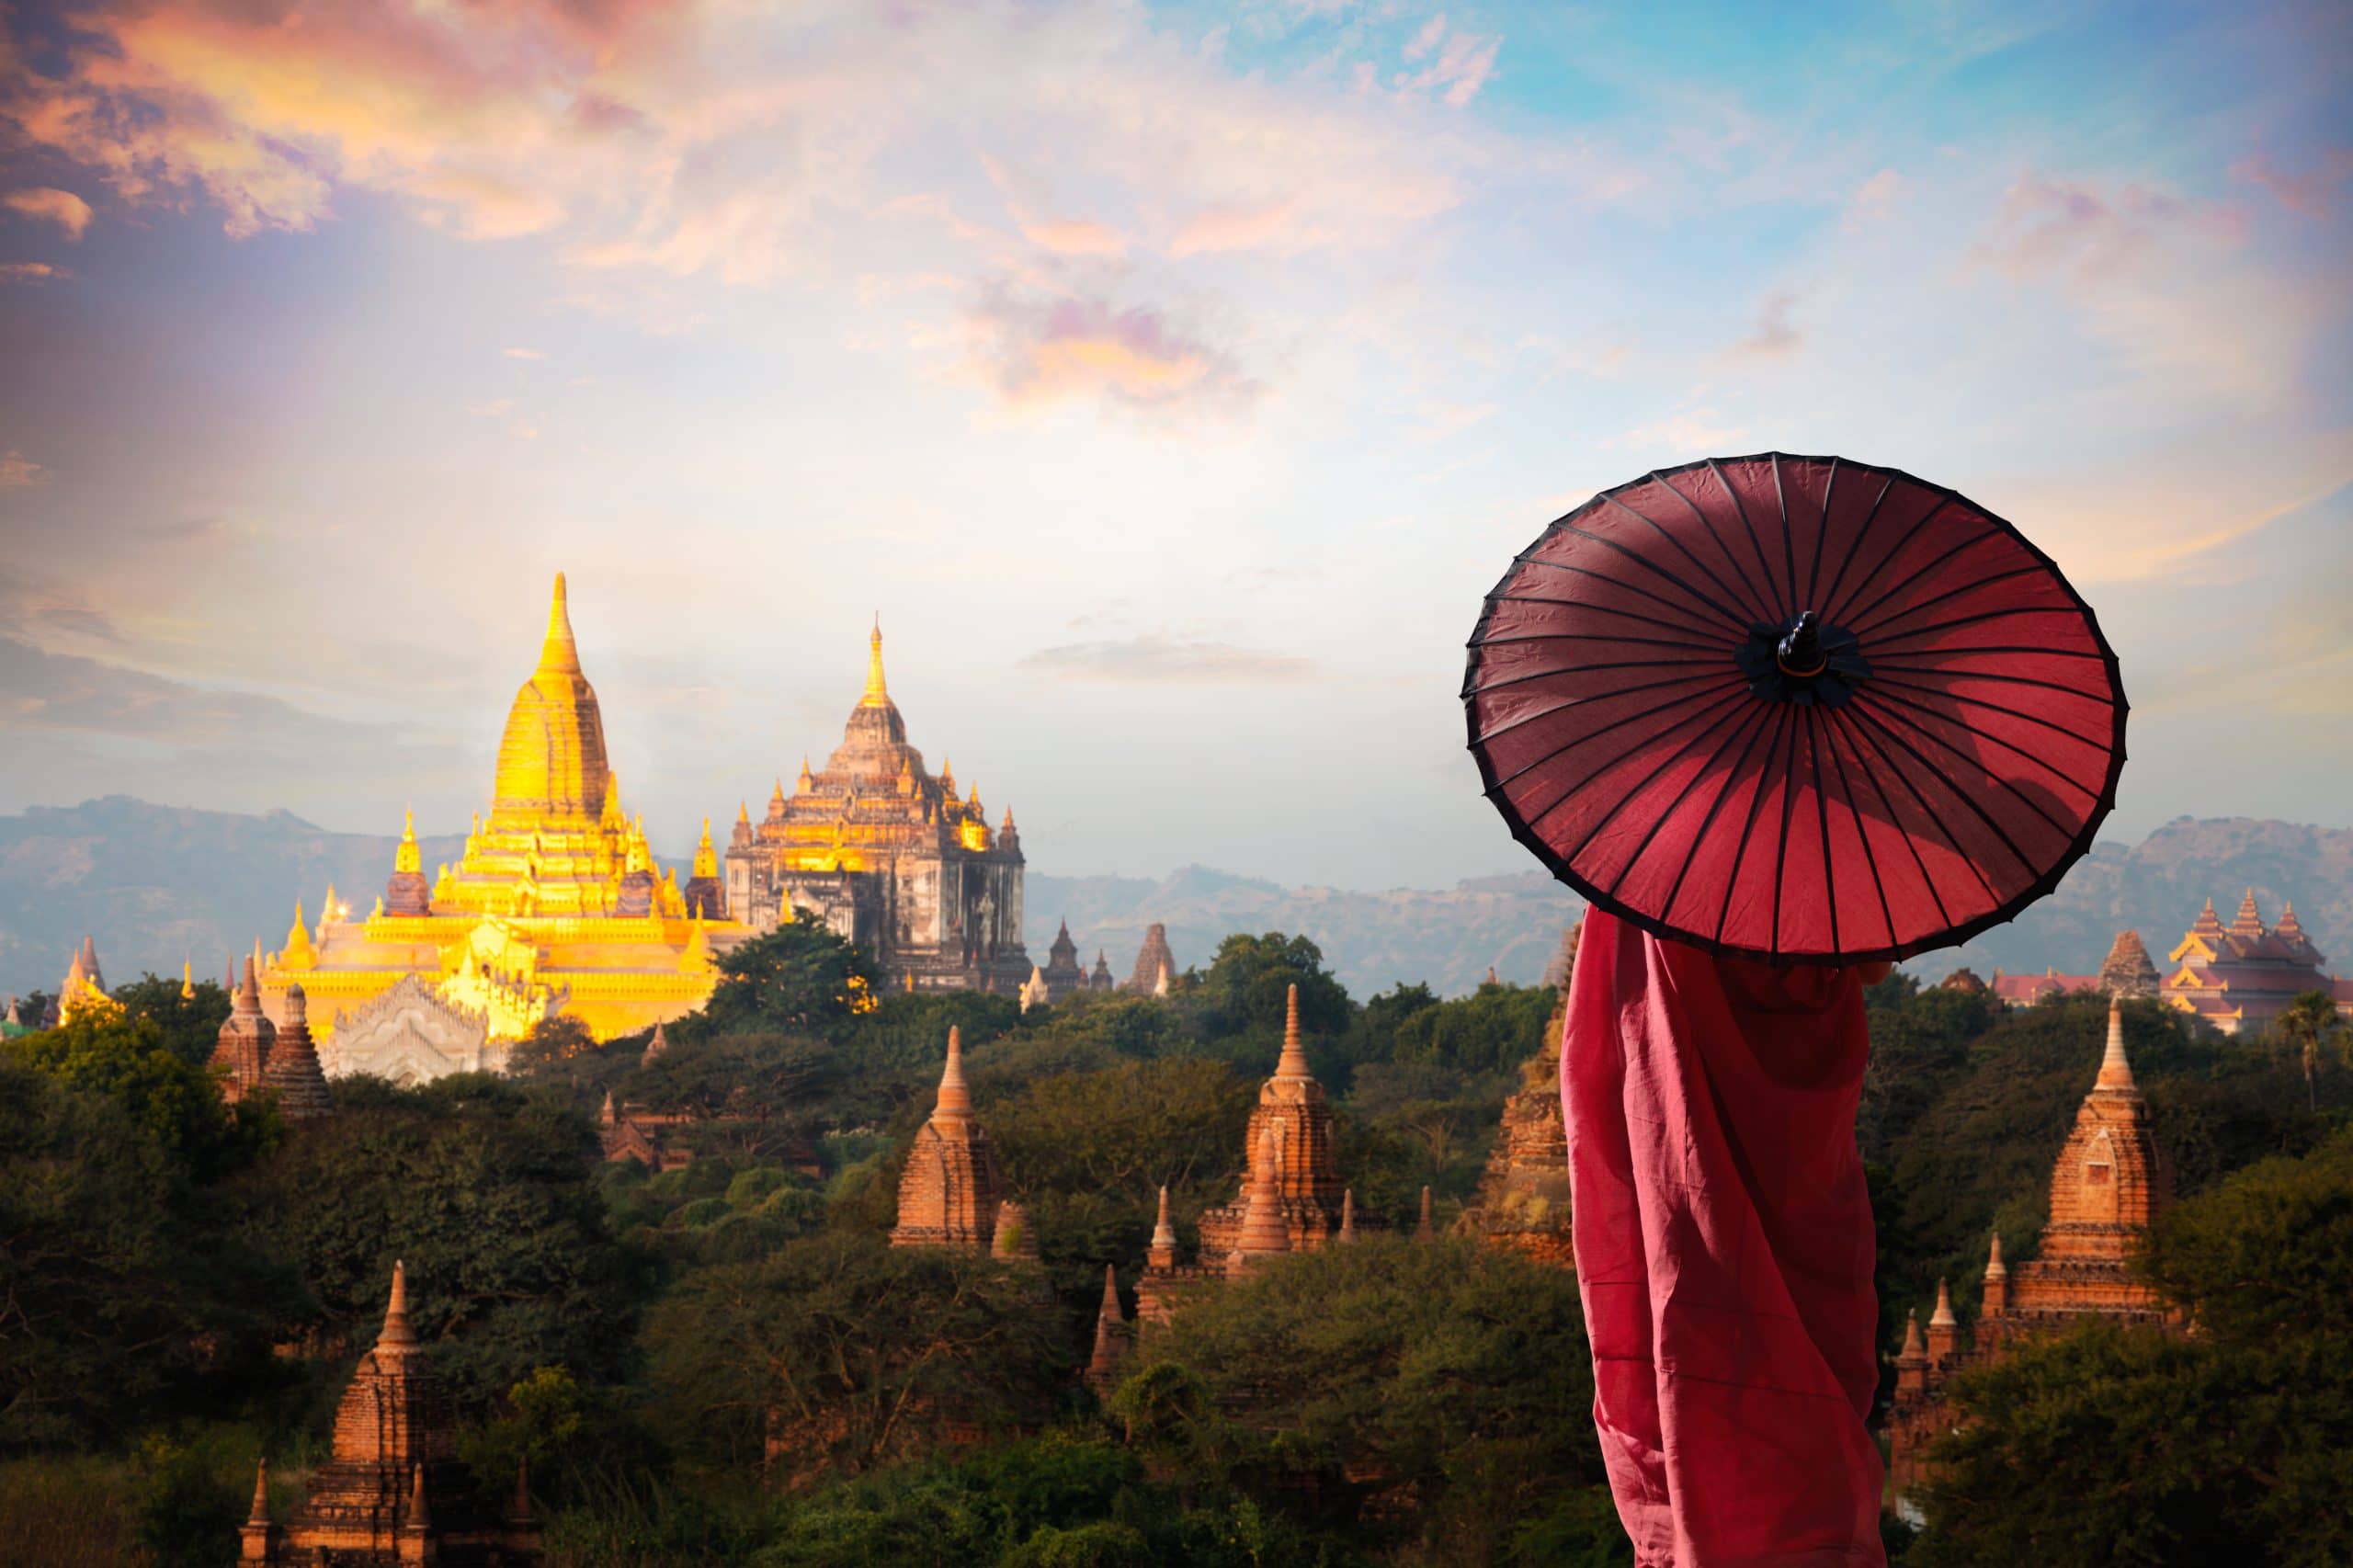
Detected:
[0,569,122,643]
[1725,290,1801,361]
[1842,167,1903,233]
[502,346,545,359]
[962,286,1257,415]
[2231,147,2353,217]
[1608,410,1745,457]
[0,262,69,284]
[1972,170,2242,283]
[4,187,93,239]
[1394,16,1502,108]
[1169,199,1321,257]
[0,449,47,487]
[979,153,1127,258]
[1020,634,1314,684]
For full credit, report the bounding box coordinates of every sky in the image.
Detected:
[0,0,2347,891]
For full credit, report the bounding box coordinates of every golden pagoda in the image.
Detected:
[260,574,741,1045]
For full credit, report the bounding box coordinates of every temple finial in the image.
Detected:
[181,958,194,999]
[1984,1231,2006,1279]
[1275,983,1312,1078]
[934,1026,972,1119]
[2097,997,2135,1091]
[1152,1185,1176,1251]
[862,618,889,707]
[246,1458,272,1525]
[379,1259,417,1351]
[1899,1308,1925,1360]
[1930,1278,1956,1328]
[1415,1184,1435,1241]
[1338,1187,1358,1243]
[539,571,581,675]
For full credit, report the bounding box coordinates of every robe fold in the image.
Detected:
[1564,908,1885,1568]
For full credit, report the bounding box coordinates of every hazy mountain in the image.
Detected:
[0,799,2344,1004]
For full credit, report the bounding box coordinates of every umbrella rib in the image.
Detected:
[1860,682,2106,803]
[1656,699,1779,928]
[1599,692,1769,899]
[1507,687,1756,828]
[1838,700,2038,885]
[1538,521,1751,631]
[1486,592,1735,644]
[1504,562,1732,642]
[1836,524,2004,636]
[1850,689,2081,842]
[1714,705,1796,946]
[1822,495,1954,630]
[1802,458,1839,614]
[1465,655,1725,699]
[1867,673,2113,765]
[1847,562,2052,643]
[1868,664,2111,706]
[1863,631,2106,660]
[1769,696,1807,960]
[1708,458,1786,614]
[1831,707,1956,934]
[1806,705,1839,954]
[1652,470,1779,623]
[1474,631,1739,653]
[1472,670,1741,757]
[1597,492,1772,628]
[1572,692,1759,870]
[1822,711,1898,951]
[1774,455,1801,625]
[1814,471,1897,626]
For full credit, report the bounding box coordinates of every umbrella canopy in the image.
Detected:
[1464,453,2126,964]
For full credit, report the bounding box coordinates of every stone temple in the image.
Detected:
[725,624,1029,994]
[261,574,742,1043]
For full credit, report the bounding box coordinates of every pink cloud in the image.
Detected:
[1169,199,1319,257]
[4,187,94,239]
[0,449,49,487]
[1724,290,1801,361]
[1842,168,1903,233]
[0,261,71,284]
[2231,147,2353,216]
[1972,171,2243,283]
[963,286,1256,415]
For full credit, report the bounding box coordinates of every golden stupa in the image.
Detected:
[259,574,741,1044]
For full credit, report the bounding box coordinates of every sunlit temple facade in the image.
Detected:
[2162,890,2347,1034]
[259,574,741,1044]
[724,625,1030,994]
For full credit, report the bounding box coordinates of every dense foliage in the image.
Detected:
[2,940,2344,1566]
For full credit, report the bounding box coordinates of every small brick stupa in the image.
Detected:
[1197,984,1347,1264]
[1222,1126,1294,1278]
[2097,929,2161,998]
[890,1027,1002,1251]
[243,1262,538,1563]
[1084,1265,1130,1395]
[257,983,334,1119]
[211,957,278,1105]
[1464,920,1577,1267]
[1125,924,1178,994]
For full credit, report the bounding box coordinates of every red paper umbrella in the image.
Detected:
[1464,453,2126,964]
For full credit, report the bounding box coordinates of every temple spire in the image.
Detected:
[933,1026,972,1121]
[1415,1184,1435,1242]
[181,958,195,999]
[1151,1185,1177,1253]
[378,1259,418,1355]
[2096,997,2136,1092]
[246,1458,272,1525]
[1337,1187,1358,1243]
[539,572,581,675]
[862,618,890,708]
[1898,1309,1926,1361]
[1929,1278,1956,1328]
[1984,1231,2006,1280]
[1275,983,1312,1079]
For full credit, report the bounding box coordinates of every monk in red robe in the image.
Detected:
[1563,907,1893,1567]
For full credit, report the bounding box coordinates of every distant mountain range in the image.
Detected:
[0,797,2344,1004]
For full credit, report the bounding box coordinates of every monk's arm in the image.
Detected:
[1856,960,1894,986]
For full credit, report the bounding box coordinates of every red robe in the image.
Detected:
[1564,908,1885,1567]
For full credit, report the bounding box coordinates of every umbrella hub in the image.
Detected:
[1736,609,1870,707]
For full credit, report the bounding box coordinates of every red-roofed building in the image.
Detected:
[2162,891,2345,1035]
[1987,968,2100,1006]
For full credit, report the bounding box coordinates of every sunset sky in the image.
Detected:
[1,0,2347,890]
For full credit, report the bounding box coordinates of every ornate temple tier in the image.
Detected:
[260,574,742,1044]
[724,623,1029,994]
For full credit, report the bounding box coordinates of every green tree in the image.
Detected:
[623,1032,842,1160]
[680,923,880,1043]
[2275,989,2347,1114]
[1387,982,1553,1075]
[109,973,234,1069]
[0,1062,287,1449]
[1915,1131,2353,1567]
[642,1233,1073,1482]
[1135,1234,1608,1559]
[1186,933,1352,1042]
[234,1073,639,1409]
[4,1009,274,1181]
[509,1011,598,1078]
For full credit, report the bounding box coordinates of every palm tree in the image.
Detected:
[2276,990,2343,1113]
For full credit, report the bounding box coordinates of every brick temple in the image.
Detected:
[1886,998,2178,1507]
[890,1027,1004,1250]
[725,624,1029,994]
[241,1262,538,1563]
[1464,921,1577,1267]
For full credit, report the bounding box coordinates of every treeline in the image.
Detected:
[2,937,2347,1565]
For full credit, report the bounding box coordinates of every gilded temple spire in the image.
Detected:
[540,572,581,676]
[862,618,890,708]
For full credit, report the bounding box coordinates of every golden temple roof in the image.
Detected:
[492,573,610,830]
